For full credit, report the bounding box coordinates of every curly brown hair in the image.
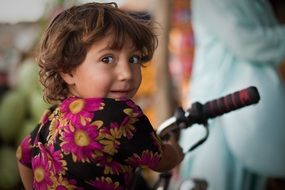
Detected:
[37,2,158,104]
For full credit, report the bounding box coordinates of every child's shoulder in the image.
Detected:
[59,96,143,115]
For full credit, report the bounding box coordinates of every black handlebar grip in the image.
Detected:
[203,86,260,119]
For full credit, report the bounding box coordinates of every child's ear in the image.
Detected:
[60,72,75,85]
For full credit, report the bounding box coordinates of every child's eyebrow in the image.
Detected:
[96,42,140,53]
[97,44,113,52]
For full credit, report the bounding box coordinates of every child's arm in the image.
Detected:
[17,161,33,190]
[152,141,184,172]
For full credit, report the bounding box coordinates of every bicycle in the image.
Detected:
[131,86,260,190]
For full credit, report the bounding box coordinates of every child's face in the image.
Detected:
[62,35,142,99]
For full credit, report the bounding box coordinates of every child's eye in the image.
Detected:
[101,56,114,64]
[129,55,141,64]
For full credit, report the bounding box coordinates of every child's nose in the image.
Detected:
[117,62,132,81]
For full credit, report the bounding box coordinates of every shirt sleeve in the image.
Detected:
[124,114,163,170]
[16,135,32,168]
[94,98,163,170]
[193,0,285,64]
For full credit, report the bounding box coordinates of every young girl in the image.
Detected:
[16,2,184,189]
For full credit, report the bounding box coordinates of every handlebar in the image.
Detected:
[156,86,260,141]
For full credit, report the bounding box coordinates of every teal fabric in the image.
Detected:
[179,0,285,189]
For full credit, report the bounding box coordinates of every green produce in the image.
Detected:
[0,90,27,142]
[16,58,41,96]
[30,91,50,123]
[17,119,37,145]
[0,146,20,189]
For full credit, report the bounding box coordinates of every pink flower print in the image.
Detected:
[16,135,32,166]
[88,177,123,190]
[123,108,141,119]
[61,124,102,162]
[126,150,161,169]
[56,186,68,190]
[109,122,123,138]
[125,99,143,117]
[98,157,123,175]
[32,155,53,190]
[37,142,67,174]
[47,117,61,144]
[51,175,79,190]
[60,97,103,126]
[37,143,49,161]
[99,123,121,155]
[45,144,67,175]
[120,116,136,139]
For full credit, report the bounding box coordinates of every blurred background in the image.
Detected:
[0,0,193,189]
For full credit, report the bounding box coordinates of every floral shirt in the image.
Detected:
[16,97,162,190]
